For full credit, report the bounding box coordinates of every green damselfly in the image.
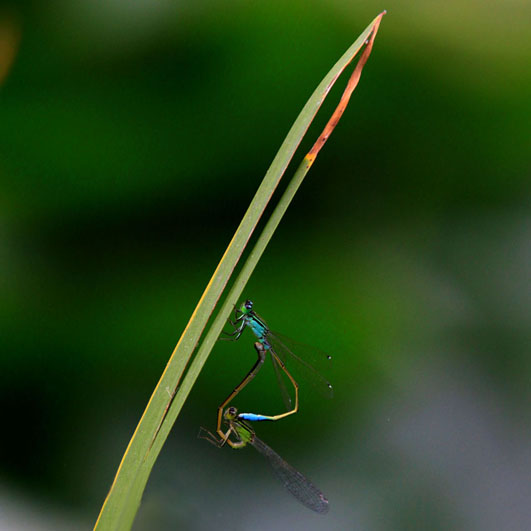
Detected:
[219,300,333,429]
[201,406,329,514]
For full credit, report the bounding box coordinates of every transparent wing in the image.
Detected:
[251,435,329,514]
[270,354,293,410]
[268,331,333,399]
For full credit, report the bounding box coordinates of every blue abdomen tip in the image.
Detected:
[239,413,269,422]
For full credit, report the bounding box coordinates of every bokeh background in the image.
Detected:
[1,1,529,530]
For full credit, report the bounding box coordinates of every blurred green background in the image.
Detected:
[1,1,529,530]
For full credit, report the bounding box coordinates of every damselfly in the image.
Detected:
[201,406,329,514]
[219,299,333,429]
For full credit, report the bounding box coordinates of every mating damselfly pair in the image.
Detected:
[200,299,332,513]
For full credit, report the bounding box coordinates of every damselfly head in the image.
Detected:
[244,299,253,310]
[224,406,238,420]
